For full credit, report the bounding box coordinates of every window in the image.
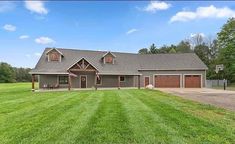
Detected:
[96,76,102,85]
[105,56,113,63]
[120,76,125,82]
[59,76,68,84]
[49,52,60,61]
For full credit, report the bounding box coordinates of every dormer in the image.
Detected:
[46,48,63,62]
[102,51,116,64]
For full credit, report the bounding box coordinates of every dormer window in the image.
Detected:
[50,51,60,61]
[105,55,113,63]
[46,48,63,62]
[102,51,116,64]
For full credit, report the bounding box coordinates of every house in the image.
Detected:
[29,48,208,91]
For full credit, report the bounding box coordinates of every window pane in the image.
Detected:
[59,76,68,84]
[120,76,125,82]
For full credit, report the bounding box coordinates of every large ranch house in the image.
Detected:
[29,48,208,91]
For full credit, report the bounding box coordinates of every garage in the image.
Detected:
[155,75,180,88]
[184,75,201,88]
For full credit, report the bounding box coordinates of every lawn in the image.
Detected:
[0,83,235,144]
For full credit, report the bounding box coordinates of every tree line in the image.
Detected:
[0,62,33,83]
[138,18,235,82]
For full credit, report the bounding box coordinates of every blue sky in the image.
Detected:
[0,1,235,68]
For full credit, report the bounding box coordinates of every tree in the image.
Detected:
[206,39,219,79]
[189,33,205,48]
[138,48,149,54]
[176,41,192,53]
[0,62,15,83]
[217,18,235,81]
[169,48,176,53]
[149,44,159,54]
[14,67,31,82]
[158,45,176,53]
[194,43,210,66]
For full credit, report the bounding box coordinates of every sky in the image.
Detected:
[0,1,235,68]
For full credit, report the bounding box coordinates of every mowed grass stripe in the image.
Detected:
[0,92,70,114]
[0,93,88,142]
[132,90,235,143]
[19,91,101,144]
[0,92,80,121]
[52,91,105,144]
[0,92,90,143]
[118,90,186,144]
[74,90,134,144]
[145,90,235,133]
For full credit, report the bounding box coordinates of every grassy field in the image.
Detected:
[0,83,235,144]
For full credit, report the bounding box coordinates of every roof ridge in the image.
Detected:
[46,47,138,55]
[46,47,196,56]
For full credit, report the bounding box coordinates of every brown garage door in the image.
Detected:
[155,75,180,88]
[185,75,201,88]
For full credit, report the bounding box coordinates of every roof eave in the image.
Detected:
[138,68,208,71]
[29,71,69,75]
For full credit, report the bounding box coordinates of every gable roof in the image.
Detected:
[67,57,99,71]
[46,48,64,56]
[29,48,208,75]
[102,51,116,58]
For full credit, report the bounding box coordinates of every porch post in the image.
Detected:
[138,75,140,89]
[94,75,97,90]
[118,75,120,89]
[68,75,71,91]
[32,74,35,92]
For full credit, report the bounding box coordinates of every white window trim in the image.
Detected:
[153,74,182,88]
[183,74,203,88]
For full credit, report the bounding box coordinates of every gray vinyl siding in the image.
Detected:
[39,74,135,89]
[39,75,68,88]
[97,75,135,88]
[120,76,135,87]
[138,70,206,87]
[71,72,95,88]
[38,70,206,89]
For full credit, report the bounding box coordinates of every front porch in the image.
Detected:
[31,58,140,91]
[32,74,141,91]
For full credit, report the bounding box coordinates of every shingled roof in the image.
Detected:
[29,48,208,75]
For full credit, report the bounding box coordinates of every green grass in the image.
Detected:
[0,83,234,144]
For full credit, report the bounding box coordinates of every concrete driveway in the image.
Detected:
[157,88,235,111]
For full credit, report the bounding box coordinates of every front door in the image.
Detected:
[144,77,150,87]
[80,75,87,88]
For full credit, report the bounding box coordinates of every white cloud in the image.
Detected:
[0,1,15,13]
[25,1,48,15]
[3,24,16,32]
[35,36,55,45]
[144,1,171,13]
[126,29,138,35]
[34,52,41,57]
[25,54,31,58]
[170,5,235,22]
[190,33,205,38]
[19,35,29,39]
